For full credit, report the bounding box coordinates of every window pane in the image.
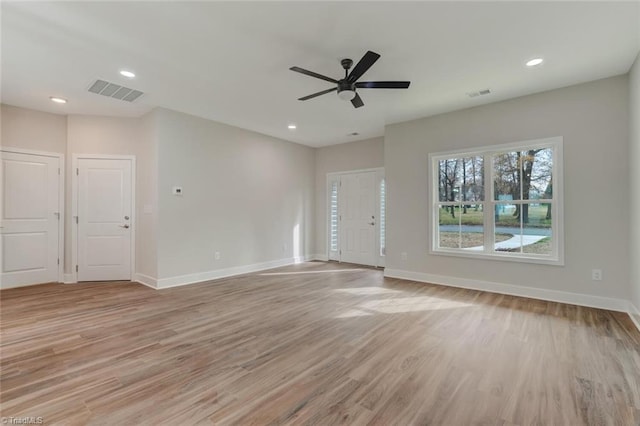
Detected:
[330,181,338,251]
[529,148,553,200]
[438,157,484,203]
[494,203,521,252]
[460,205,484,249]
[380,178,386,256]
[494,202,520,228]
[438,159,461,202]
[522,204,552,255]
[463,156,484,202]
[493,152,521,201]
[439,204,460,248]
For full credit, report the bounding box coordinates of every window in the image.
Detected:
[380,178,386,256]
[329,180,339,253]
[430,137,563,265]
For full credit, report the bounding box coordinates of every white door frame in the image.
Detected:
[1,146,65,284]
[71,154,136,283]
[326,167,385,267]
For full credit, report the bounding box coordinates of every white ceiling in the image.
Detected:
[2,1,639,147]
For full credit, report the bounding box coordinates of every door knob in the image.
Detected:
[119,224,130,229]
[368,222,375,226]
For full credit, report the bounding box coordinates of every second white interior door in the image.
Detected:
[1,150,61,288]
[340,171,376,266]
[77,158,132,281]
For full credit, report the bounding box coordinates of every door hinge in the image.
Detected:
[76,168,79,175]
[57,258,60,265]
[58,168,61,175]
[339,250,342,255]
[75,216,79,224]
[76,265,78,272]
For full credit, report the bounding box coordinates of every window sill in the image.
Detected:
[430,248,564,266]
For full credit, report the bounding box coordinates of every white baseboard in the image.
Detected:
[384,268,629,313]
[312,254,329,261]
[156,255,317,289]
[63,274,76,284]
[628,302,640,332]
[134,273,158,289]
[0,281,42,290]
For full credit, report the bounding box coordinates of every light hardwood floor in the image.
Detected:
[1,261,639,425]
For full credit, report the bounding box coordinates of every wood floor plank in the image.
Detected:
[2,261,639,425]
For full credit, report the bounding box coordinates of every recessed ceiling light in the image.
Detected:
[50,96,67,104]
[526,58,544,67]
[120,70,136,78]
[288,124,297,130]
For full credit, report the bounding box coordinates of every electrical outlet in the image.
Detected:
[401,252,408,261]
[283,243,287,252]
[215,251,221,261]
[592,269,602,281]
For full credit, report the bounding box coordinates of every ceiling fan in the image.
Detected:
[290,50,410,108]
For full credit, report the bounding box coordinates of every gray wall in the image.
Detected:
[630,53,640,316]
[385,76,630,300]
[155,108,315,279]
[314,137,384,256]
[1,104,67,153]
[136,111,159,279]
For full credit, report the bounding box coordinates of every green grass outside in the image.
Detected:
[438,205,551,228]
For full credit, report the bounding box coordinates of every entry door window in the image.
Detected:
[329,179,339,258]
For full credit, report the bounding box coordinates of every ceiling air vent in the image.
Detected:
[467,88,491,98]
[88,79,143,102]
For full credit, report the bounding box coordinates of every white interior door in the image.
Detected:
[1,151,61,288]
[340,171,376,266]
[77,158,132,281]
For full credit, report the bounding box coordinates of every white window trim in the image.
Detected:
[428,136,564,266]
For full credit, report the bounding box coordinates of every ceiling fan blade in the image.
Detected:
[347,51,380,83]
[351,93,364,108]
[298,87,337,101]
[355,81,411,89]
[290,66,338,84]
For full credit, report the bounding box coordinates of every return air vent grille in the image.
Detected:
[88,79,143,102]
[467,88,491,98]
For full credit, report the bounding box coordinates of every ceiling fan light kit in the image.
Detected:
[338,89,356,101]
[290,50,410,108]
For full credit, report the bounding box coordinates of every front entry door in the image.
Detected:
[340,171,376,266]
[77,158,132,281]
[1,151,61,288]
